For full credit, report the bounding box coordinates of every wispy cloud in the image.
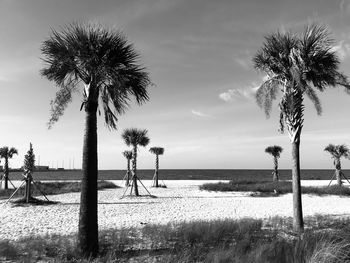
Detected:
[332,40,350,60]
[191,110,213,118]
[234,57,250,70]
[340,0,350,15]
[219,83,259,102]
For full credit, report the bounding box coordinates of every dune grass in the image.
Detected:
[200,180,350,197]
[0,180,118,200]
[1,216,350,262]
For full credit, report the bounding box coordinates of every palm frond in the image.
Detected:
[41,22,151,130]
[0,147,8,158]
[324,144,350,159]
[121,128,150,147]
[265,145,283,158]
[255,77,281,117]
[149,147,164,155]
[0,147,18,158]
[8,148,18,158]
[122,150,133,159]
[304,85,322,115]
[48,85,77,128]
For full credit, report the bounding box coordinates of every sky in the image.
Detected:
[0,0,350,170]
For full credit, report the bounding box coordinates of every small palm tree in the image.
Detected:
[122,150,133,186]
[265,145,283,182]
[253,24,350,232]
[40,23,151,257]
[121,128,150,196]
[23,143,35,202]
[0,146,18,189]
[324,144,350,186]
[149,147,165,187]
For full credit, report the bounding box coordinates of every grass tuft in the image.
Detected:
[0,180,118,200]
[200,180,350,196]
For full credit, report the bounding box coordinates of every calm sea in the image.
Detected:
[8,169,348,181]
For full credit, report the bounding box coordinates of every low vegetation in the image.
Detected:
[0,180,118,200]
[1,216,350,262]
[200,180,350,197]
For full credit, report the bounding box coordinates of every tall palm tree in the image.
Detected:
[122,150,133,186]
[253,24,350,232]
[149,147,165,187]
[265,145,283,182]
[324,144,350,186]
[40,23,151,257]
[0,147,18,190]
[121,128,150,196]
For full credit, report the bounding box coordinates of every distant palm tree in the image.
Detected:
[149,147,165,187]
[253,24,350,232]
[122,128,150,196]
[40,23,151,257]
[122,150,133,186]
[265,145,283,182]
[0,147,18,189]
[324,144,350,186]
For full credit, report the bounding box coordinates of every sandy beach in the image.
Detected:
[1,180,350,241]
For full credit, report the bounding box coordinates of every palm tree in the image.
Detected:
[265,145,283,182]
[0,147,18,190]
[149,147,165,187]
[121,128,150,196]
[23,143,35,203]
[122,150,133,186]
[324,144,350,186]
[40,23,151,257]
[253,24,350,232]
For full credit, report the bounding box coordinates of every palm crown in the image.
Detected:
[149,147,164,155]
[122,150,133,160]
[265,145,283,158]
[122,128,150,147]
[253,24,350,130]
[41,23,151,129]
[0,147,18,159]
[324,144,350,159]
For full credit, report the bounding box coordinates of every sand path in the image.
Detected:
[0,180,349,241]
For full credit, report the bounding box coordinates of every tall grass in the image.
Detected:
[200,180,350,196]
[0,180,118,199]
[2,216,350,262]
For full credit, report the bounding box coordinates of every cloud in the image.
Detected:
[340,0,350,15]
[219,83,259,102]
[234,58,250,70]
[332,41,350,60]
[191,110,213,118]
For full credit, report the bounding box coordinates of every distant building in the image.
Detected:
[35,165,49,170]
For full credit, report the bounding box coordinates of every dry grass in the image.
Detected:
[0,180,118,200]
[200,180,350,196]
[2,216,350,262]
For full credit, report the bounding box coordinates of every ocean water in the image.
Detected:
[8,169,348,181]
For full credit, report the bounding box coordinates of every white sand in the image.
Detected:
[0,180,350,241]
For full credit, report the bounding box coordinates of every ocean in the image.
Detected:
[7,169,348,181]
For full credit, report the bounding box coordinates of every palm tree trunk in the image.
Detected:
[281,86,304,233]
[273,157,279,182]
[126,159,130,186]
[132,145,139,196]
[25,173,32,203]
[155,154,159,187]
[292,139,303,232]
[78,103,99,257]
[335,159,342,186]
[4,157,9,190]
